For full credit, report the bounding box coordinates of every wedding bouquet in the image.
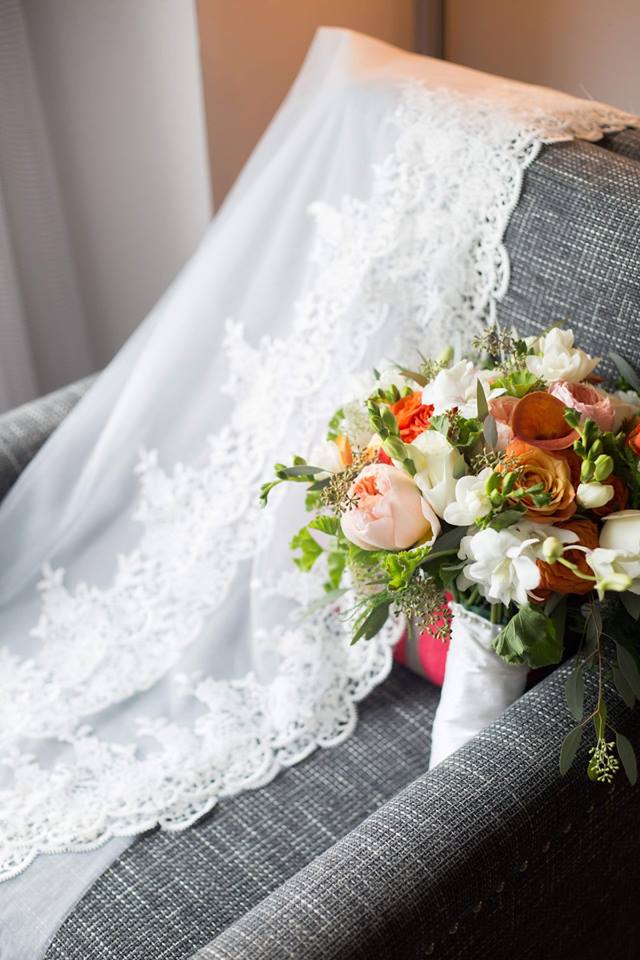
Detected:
[262,326,640,782]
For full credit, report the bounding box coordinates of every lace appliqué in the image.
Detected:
[0,84,636,881]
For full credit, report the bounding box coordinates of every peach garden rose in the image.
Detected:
[340,463,440,551]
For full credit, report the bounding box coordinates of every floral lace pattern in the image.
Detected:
[0,82,637,881]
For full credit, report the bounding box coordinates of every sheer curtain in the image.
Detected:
[0,0,92,412]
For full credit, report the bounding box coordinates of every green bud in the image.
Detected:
[489,490,504,508]
[437,345,454,367]
[381,406,399,435]
[502,471,517,495]
[383,437,406,461]
[485,471,501,495]
[594,454,614,481]
[590,438,603,459]
[542,536,563,564]
[580,459,594,482]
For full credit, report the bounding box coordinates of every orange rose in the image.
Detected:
[592,474,629,517]
[390,391,434,443]
[536,519,599,600]
[504,440,576,524]
[628,423,640,457]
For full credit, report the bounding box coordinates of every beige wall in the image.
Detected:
[197,0,415,205]
[446,0,640,114]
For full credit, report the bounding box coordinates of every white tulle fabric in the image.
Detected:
[0,28,637,887]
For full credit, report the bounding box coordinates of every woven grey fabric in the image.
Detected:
[43,666,440,960]
[602,127,640,163]
[498,137,640,371]
[200,659,640,960]
[0,376,95,499]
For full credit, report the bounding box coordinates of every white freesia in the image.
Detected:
[443,468,493,526]
[421,361,503,418]
[586,548,640,599]
[309,440,345,475]
[576,482,615,510]
[458,524,542,607]
[407,429,465,518]
[586,510,640,598]
[607,389,640,431]
[457,521,579,607]
[526,327,600,383]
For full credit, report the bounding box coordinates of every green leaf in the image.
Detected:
[327,407,345,441]
[613,666,636,709]
[352,601,390,644]
[325,548,346,591]
[290,527,323,572]
[565,665,585,721]
[610,352,640,393]
[383,544,432,591]
[476,378,489,420]
[396,366,428,387]
[259,479,282,506]
[616,642,640,700]
[616,732,638,786]
[308,515,341,536]
[490,370,541,398]
[280,464,327,478]
[487,507,526,531]
[593,699,607,741]
[560,725,583,775]
[493,605,563,668]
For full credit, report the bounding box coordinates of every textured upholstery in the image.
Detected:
[0,376,95,500]
[43,667,440,960]
[200,659,640,960]
[0,129,637,959]
[499,136,640,371]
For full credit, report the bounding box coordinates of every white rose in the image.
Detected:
[421,361,503,419]
[526,328,600,383]
[443,468,493,526]
[407,429,465,519]
[576,482,615,510]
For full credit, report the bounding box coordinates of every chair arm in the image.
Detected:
[0,376,96,501]
[201,659,640,960]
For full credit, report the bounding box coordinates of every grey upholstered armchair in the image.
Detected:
[2,129,639,960]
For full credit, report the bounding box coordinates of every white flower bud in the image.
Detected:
[576,482,614,510]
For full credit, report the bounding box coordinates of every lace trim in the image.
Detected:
[0,83,636,881]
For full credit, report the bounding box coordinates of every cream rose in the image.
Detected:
[340,463,439,551]
[589,510,640,597]
[408,429,466,519]
[526,328,600,383]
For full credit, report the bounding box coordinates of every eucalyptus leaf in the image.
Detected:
[621,591,640,621]
[616,643,640,700]
[616,732,638,786]
[281,464,327,478]
[565,665,585,722]
[559,725,583,776]
[483,414,498,450]
[476,378,489,420]
[610,351,640,393]
[352,601,390,644]
[396,366,429,387]
[612,666,636,709]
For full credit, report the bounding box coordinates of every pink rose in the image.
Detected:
[548,381,615,432]
[340,463,439,551]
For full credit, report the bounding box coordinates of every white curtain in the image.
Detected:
[0,0,92,412]
[0,0,212,414]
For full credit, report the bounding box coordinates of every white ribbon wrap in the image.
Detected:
[428,604,528,769]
